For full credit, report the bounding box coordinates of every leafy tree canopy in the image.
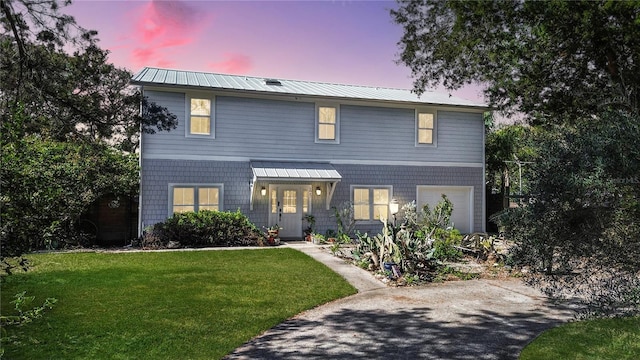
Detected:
[485,124,534,195]
[1,0,177,151]
[394,1,640,317]
[392,0,640,123]
[1,106,139,257]
[1,1,177,259]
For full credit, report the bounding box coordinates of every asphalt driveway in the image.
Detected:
[225,243,574,360]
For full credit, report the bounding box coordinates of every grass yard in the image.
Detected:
[1,248,356,359]
[520,316,640,360]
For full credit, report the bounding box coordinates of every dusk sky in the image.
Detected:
[65,0,484,102]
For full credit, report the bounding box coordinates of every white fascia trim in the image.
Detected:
[144,154,252,162]
[142,153,483,168]
[330,159,484,168]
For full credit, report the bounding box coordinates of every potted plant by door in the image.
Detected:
[311,233,325,245]
[303,214,316,242]
[265,224,282,246]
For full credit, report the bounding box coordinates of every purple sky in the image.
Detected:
[66,0,483,102]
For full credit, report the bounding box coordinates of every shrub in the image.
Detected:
[350,196,468,283]
[430,238,463,262]
[149,210,264,248]
[429,228,463,261]
[331,201,356,238]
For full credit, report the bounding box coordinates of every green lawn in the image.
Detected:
[520,316,640,360]
[1,248,356,359]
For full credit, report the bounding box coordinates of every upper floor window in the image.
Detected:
[416,111,436,146]
[170,184,223,215]
[187,96,214,138]
[316,104,340,143]
[352,186,391,222]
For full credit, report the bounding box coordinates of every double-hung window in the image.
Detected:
[416,110,436,146]
[170,184,223,214]
[353,186,392,221]
[187,96,215,138]
[316,104,339,143]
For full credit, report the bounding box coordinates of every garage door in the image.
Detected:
[416,186,473,233]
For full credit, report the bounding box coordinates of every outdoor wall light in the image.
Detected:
[389,198,399,215]
[315,186,322,196]
[260,187,267,196]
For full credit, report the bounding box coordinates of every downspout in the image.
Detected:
[137,85,144,237]
[482,111,487,233]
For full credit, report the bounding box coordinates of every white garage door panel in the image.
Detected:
[417,186,473,233]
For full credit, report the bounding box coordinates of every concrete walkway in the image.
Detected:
[225,242,574,360]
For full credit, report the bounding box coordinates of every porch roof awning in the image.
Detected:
[251,161,342,182]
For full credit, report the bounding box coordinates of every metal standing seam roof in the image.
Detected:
[251,162,342,181]
[131,67,487,108]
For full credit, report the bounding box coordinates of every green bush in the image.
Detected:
[149,210,264,248]
[430,239,463,262]
[429,228,463,261]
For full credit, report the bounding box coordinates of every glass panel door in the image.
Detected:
[269,185,309,239]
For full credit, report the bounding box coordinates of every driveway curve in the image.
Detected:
[225,243,573,360]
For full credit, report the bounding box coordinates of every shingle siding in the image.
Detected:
[330,164,483,235]
[142,160,483,234]
[141,160,253,229]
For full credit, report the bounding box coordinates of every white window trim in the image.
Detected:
[168,183,224,216]
[415,108,437,147]
[350,185,393,223]
[315,103,340,144]
[185,94,216,139]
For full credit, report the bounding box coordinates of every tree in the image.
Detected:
[392,0,640,123]
[485,124,533,208]
[1,108,139,257]
[495,113,640,317]
[1,0,177,151]
[1,0,177,262]
[393,0,640,317]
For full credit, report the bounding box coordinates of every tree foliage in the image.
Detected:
[1,0,177,151]
[392,0,640,122]
[497,113,640,272]
[494,112,640,317]
[1,1,177,260]
[393,0,640,316]
[1,107,139,257]
[485,124,534,198]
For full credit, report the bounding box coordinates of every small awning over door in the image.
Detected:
[250,161,341,210]
[251,161,342,182]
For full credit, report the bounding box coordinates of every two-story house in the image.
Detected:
[131,67,487,239]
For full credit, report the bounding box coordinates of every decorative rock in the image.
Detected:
[167,241,181,249]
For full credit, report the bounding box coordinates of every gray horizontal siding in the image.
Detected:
[142,90,484,164]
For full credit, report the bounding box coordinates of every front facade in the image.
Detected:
[132,67,487,238]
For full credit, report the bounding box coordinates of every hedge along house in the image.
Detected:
[131,67,488,239]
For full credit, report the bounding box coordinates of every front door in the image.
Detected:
[269,185,310,239]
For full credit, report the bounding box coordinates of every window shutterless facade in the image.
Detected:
[315,103,340,143]
[187,96,215,138]
[352,186,392,222]
[169,184,223,215]
[416,110,436,146]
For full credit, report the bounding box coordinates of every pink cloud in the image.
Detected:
[132,48,156,64]
[159,38,193,48]
[130,0,207,67]
[208,53,253,74]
